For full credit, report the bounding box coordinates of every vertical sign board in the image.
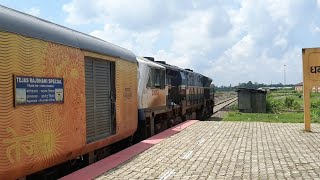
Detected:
[302,48,320,132]
[14,76,64,106]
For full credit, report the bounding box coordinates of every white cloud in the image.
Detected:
[27,7,40,17]
[90,24,132,48]
[273,35,288,50]
[310,22,320,34]
[226,35,255,60]
[171,7,232,55]
[265,0,291,24]
[63,0,185,30]
[90,24,160,56]
[62,0,316,86]
[171,10,213,55]
[62,1,104,24]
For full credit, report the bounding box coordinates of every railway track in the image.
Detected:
[213,97,237,114]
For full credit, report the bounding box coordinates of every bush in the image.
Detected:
[266,98,283,113]
[284,96,295,108]
[292,101,301,110]
[310,92,320,98]
[295,91,302,97]
[266,95,301,113]
[311,99,320,109]
[230,103,238,111]
[311,109,320,123]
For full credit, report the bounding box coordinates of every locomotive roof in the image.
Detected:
[154,61,192,74]
[153,60,213,82]
[137,57,165,69]
[155,61,204,76]
[142,58,213,84]
[0,5,136,63]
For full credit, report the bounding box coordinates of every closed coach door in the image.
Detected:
[85,57,115,143]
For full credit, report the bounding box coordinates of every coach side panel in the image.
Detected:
[0,31,138,179]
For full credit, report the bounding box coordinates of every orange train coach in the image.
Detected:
[0,6,138,179]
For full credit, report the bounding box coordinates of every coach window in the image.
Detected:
[154,69,161,87]
[160,70,165,88]
[147,68,165,89]
[180,72,187,86]
[166,76,171,85]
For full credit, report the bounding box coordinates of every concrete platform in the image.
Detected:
[95,121,320,179]
[61,120,198,180]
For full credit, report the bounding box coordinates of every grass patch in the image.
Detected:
[223,89,320,123]
[224,111,304,123]
[266,91,303,113]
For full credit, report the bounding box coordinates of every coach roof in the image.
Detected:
[0,5,136,63]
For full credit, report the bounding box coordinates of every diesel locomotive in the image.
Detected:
[0,6,214,179]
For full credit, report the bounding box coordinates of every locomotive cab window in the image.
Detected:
[147,68,165,89]
[180,71,188,87]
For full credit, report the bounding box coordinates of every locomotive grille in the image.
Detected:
[85,57,115,143]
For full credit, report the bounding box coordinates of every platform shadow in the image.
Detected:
[204,117,223,121]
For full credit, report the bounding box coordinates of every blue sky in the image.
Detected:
[1,0,320,86]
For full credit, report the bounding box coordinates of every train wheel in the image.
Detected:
[175,116,182,124]
[168,119,175,127]
[155,123,162,134]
